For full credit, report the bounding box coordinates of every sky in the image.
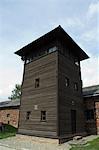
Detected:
[0,0,99,101]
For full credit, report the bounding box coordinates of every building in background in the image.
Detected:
[15,25,89,143]
[83,85,99,135]
[0,99,20,128]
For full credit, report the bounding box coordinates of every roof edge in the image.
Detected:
[15,25,89,61]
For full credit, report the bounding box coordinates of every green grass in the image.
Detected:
[70,137,99,150]
[0,124,17,139]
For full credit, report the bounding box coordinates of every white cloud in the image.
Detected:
[0,0,98,102]
[50,17,84,30]
[0,67,23,100]
[81,55,99,87]
[75,1,98,57]
[0,90,3,95]
[80,28,98,42]
[87,1,99,18]
[63,18,84,28]
[51,1,98,52]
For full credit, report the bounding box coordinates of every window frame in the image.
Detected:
[74,82,78,91]
[48,46,57,53]
[7,114,10,117]
[85,109,94,121]
[35,78,40,88]
[26,111,31,120]
[41,111,46,122]
[65,77,69,87]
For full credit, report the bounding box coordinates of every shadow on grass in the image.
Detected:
[0,124,17,139]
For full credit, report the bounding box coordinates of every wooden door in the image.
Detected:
[71,110,76,134]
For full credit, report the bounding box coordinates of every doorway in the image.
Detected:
[71,110,76,134]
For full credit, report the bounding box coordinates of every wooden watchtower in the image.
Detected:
[15,25,89,143]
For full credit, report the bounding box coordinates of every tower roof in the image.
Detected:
[15,25,89,61]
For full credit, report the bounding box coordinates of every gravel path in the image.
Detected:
[0,135,98,150]
[0,145,15,150]
[0,136,71,150]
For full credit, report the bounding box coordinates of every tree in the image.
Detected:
[8,84,21,100]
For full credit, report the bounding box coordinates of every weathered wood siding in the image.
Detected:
[18,52,58,137]
[18,40,86,139]
[58,51,85,136]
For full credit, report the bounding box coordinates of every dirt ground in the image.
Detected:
[0,135,99,150]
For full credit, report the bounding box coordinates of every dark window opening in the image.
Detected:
[65,77,69,87]
[85,109,94,120]
[25,46,57,64]
[74,82,78,91]
[35,78,40,88]
[74,58,79,66]
[48,46,57,53]
[7,114,10,117]
[8,121,10,124]
[41,111,46,121]
[26,111,31,120]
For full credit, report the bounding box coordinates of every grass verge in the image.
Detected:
[70,137,99,150]
[0,124,17,139]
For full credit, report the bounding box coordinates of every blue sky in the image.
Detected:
[0,0,99,101]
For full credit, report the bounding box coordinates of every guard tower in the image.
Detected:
[15,26,89,143]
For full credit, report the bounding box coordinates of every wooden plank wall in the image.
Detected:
[18,52,58,137]
[58,50,85,137]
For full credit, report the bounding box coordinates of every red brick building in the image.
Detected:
[0,100,20,128]
[83,85,99,135]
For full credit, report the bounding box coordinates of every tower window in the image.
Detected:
[26,111,31,120]
[74,82,78,91]
[65,77,69,87]
[74,58,79,66]
[41,111,46,121]
[35,78,40,88]
[85,109,94,120]
[48,46,57,53]
[7,114,10,117]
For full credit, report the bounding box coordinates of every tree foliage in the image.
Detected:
[8,84,21,100]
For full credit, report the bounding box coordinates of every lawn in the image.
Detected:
[0,124,17,139]
[70,137,99,150]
